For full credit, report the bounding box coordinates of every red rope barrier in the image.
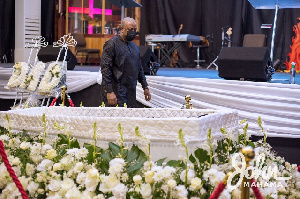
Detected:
[67,95,75,107]
[209,182,226,199]
[0,140,29,199]
[251,179,264,199]
[49,97,58,107]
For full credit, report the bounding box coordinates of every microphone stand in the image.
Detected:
[207,27,227,70]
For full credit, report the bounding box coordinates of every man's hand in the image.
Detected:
[107,92,117,106]
[144,88,151,101]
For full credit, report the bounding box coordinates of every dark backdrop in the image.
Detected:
[1,0,300,65]
[140,0,300,67]
[0,0,15,63]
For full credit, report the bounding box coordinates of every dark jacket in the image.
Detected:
[100,35,148,108]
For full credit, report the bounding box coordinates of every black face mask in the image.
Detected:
[126,30,137,41]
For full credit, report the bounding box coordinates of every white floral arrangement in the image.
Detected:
[7,62,30,88]
[0,116,299,199]
[19,62,46,91]
[38,62,62,93]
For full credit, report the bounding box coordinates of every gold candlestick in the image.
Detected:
[241,146,255,199]
[61,86,66,107]
[185,95,193,109]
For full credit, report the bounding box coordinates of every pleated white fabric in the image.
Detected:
[1,67,300,137]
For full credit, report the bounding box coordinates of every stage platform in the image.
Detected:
[0,63,300,163]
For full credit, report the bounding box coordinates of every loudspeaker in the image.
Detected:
[218,47,270,81]
[38,45,77,70]
[139,46,158,75]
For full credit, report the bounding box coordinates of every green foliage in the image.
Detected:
[125,145,147,176]
[156,157,167,166]
[83,143,103,164]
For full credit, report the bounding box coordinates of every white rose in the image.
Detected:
[121,173,129,182]
[0,135,10,141]
[180,169,195,184]
[232,189,241,199]
[26,163,36,176]
[37,159,53,171]
[85,169,100,192]
[61,178,74,193]
[73,162,84,173]
[162,166,176,179]
[75,148,89,159]
[20,142,31,150]
[53,163,62,171]
[133,175,142,185]
[109,158,126,175]
[18,176,29,190]
[140,183,152,198]
[82,190,96,199]
[31,155,43,164]
[42,144,53,153]
[48,179,61,192]
[145,171,154,184]
[76,172,87,185]
[296,181,300,189]
[27,181,39,195]
[200,188,206,195]
[12,157,21,166]
[190,177,202,191]
[93,194,106,199]
[12,166,21,177]
[167,179,177,188]
[45,149,57,160]
[38,188,45,194]
[60,156,74,170]
[176,185,188,198]
[219,189,231,199]
[112,183,127,199]
[65,187,82,199]
[99,175,120,193]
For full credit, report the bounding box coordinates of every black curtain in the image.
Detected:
[0,0,15,63]
[141,0,300,66]
[41,0,55,44]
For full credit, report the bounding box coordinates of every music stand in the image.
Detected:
[248,0,300,64]
[108,0,142,19]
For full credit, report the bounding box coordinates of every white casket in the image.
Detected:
[0,107,239,160]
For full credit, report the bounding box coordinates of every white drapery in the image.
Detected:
[1,67,300,137]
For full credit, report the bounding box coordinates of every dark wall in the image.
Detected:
[41,0,55,44]
[140,0,300,66]
[0,0,15,63]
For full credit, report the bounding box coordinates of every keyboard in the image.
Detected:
[145,34,202,42]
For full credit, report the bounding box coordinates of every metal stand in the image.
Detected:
[270,4,278,64]
[207,28,227,70]
[207,56,219,69]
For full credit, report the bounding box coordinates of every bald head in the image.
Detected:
[119,17,137,42]
[120,17,136,30]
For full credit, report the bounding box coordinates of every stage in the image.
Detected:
[0,63,300,163]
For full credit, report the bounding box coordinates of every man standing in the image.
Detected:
[100,17,151,108]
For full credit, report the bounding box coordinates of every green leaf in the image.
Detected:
[156,157,167,166]
[101,150,113,163]
[189,154,196,163]
[125,145,140,163]
[108,142,121,157]
[83,143,95,164]
[57,134,68,145]
[166,160,182,167]
[99,161,109,174]
[194,148,210,164]
[248,141,255,149]
[70,139,80,149]
[126,150,147,175]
